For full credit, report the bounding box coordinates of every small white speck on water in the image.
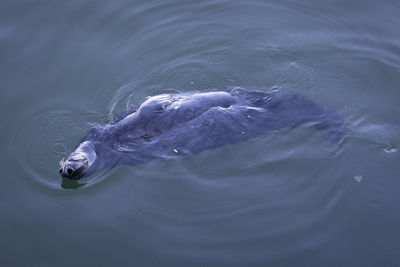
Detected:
[247,115,251,118]
[241,131,245,134]
[354,175,363,183]
[190,81,194,85]
[173,148,179,153]
[384,144,397,153]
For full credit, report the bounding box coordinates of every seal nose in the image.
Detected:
[66,168,74,175]
[59,166,75,177]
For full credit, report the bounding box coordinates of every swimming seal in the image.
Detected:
[59,88,345,179]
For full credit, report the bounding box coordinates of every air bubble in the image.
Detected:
[384,145,397,153]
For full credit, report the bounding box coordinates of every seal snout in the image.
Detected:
[59,163,83,180]
[59,153,89,180]
[59,166,78,178]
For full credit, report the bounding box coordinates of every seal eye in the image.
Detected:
[67,168,74,175]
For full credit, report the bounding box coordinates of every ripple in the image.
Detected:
[128,127,350,259]
[9,106,112,190]
[351,121,400,149]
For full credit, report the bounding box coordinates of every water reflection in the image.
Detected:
[61,178,86,190]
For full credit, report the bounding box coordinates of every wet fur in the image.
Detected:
[60,88,346,179]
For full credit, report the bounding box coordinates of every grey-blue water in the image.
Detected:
[1,1,400,266]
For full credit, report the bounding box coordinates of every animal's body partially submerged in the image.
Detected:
[59,88,345,179]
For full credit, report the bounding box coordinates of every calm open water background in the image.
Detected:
[1,0,400,266]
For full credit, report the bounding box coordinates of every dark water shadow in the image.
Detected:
[61,178,86,190]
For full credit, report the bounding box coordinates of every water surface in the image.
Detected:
[1,0,400,266]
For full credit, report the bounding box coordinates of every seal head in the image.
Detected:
[59,141,97,179]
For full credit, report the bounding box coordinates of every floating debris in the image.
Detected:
[354,175,363,183]
[173,148,179,153]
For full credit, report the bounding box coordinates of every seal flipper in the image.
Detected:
[253,88,347,144]
[314,109,347,144]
